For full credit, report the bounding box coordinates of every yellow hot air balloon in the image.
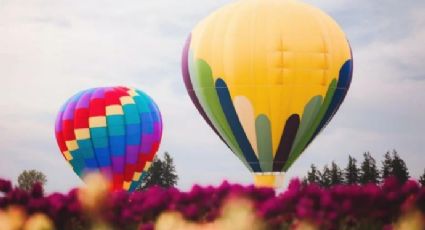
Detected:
[182,0,353,188]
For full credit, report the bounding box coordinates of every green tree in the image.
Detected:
[330,161,344,185]
[359,152,380,184]
[138,152,178,190]
[17,169,47,192]
[306,164,321,184]
[344,155,359,184]
[381,151,393,179]
[419,169,425,186]
[320,165,331,187]
[162,152,178,187]
[390,150,409,183]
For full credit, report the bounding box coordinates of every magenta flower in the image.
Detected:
[30,182,44,198]
[0,176,424,229]
[0,179,12,193]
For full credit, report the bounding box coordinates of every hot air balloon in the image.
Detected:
[55,86,162,191]
[182,0,353,188]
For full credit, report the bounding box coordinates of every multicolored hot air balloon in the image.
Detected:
[182,0,353,188]
[55,86,162,191]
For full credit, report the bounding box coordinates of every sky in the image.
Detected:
[0,0,424,193]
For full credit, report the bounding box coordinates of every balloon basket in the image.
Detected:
[253,172,285,189]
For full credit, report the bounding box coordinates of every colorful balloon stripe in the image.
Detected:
[188,58,252,170]
[55,87,162,191]
[313,60,354,139]
[216,78,261,172]
[182,0,354,180]
[184,56,352,173]
[181,35,221,139]
[255,115,273,172]
[284,60,354,171]
[273,114,300,171]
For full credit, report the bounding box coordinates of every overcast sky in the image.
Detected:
[0,0,424,193]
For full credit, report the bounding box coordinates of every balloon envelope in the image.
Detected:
[182,0,353,187]
[55,86,162,191]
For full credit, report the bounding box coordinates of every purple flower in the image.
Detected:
[205,208,219,221]
[258,198,282,219]
[182,204,199,220]
[7,188,29,205]
[341,199,352,214]
[319,191,332,207]
[31,182,44,198]
[67,200,82,215]
[416,187,425,212]
[28,198,49,213]
[47,193,66,217]
[287,178,302,192]
[401,180,420,196]
[296,197,315,219]
[382,177,400,193]
[139,223,154,230]
[0,176,423,229]
[0,179,12,193]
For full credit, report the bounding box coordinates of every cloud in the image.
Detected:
[0,0,424,193]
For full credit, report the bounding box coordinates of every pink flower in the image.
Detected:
[0,179,12,193]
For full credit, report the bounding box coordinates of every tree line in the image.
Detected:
[15,152,178,192]
[304,150,425,186]
[15,150,425,191]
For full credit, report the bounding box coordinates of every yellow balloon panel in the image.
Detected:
[183,0,353,174]
[191,0,349,111]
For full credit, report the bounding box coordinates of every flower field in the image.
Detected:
[1,174,424,230]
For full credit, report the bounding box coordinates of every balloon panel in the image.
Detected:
[55,87,162,191]
[182,0,353,173]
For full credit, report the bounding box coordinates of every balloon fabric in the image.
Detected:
[55,86,162,191]
[182,0,353,187]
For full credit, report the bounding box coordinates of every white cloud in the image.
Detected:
[0,0,424,193]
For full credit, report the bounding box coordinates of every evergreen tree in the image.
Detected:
[330,161,344,185]
[306,164,321,184]
[419,169,425,186]
[320,165,332,187]
[139,156,164,189]
[17,169,47,192]
[359,152,380,184]
[138,152,178,190]
[381,151,393,179]
[390,150,409,183]
[302,177,309,185]
[162,152,178,187]
[344,155,359,184]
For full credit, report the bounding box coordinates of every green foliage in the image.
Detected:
[306,164,321,184]
[381,150,409,183]
[304,150,414,186]
[320,165,332,187]
[138,152,178,190]
[381,151,393,179]
[330,161,344,185]
[162,152,178,187]
[390,150,409,184]
[17,169,47,192]
[307,164,321,184]
[359,152,380,184]
[419,169,425,186]
[344,155,359,184]
[140,156,163,189]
